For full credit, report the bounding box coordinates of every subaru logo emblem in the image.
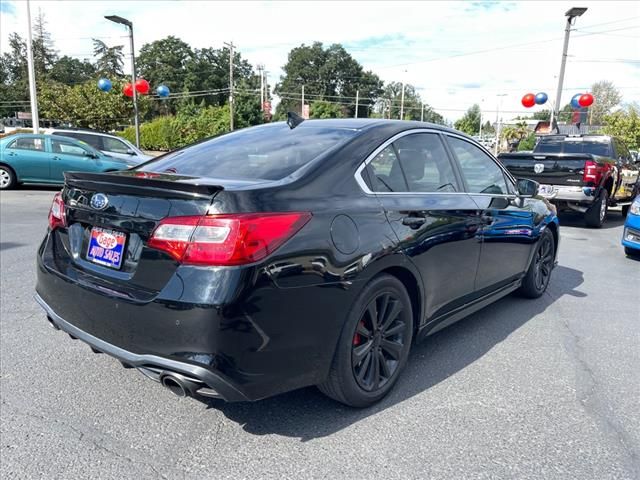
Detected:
[534,163,545,174]
[90,193,109,210]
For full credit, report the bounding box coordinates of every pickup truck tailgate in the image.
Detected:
[498,153,588,186]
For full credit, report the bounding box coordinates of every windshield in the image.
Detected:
[535,138,611,156]
[137,124,357,181]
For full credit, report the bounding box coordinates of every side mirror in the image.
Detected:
[83,151,99,159]
[126,148,136,156]
[516,178,539,198]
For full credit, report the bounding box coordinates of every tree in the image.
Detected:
[275,42,383,118]
[378,82,442,123]
[49,56,95,85]
[589,81,622,125]
[481,120,495,135]
[137,36,194,97]
[310,100,346,119]
[518,133,537,151]
[93,39,124,77]
[601,105,640,150]
[454,104,481,135]
[38,80,151,131]
[32,10,57,75]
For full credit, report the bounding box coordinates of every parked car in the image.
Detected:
[35,119,559,407]
[499,135,640,227]
[0,133,135,189]
[622,195,640,257]
[44,128,152,164]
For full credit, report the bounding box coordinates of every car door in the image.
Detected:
[49,137,101,181]
[358,130,484,322]
[4,136,52,182]
[445,134,535,293]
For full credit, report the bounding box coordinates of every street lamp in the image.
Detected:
[105,15,140,148]
[552,7,587,132]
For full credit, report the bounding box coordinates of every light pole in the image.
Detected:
[25,0,39,133]
[552,7,587,132]
[105,15,139,147]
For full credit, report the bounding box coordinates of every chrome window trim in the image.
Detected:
[354,128,517,198]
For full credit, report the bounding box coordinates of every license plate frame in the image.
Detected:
[538,184,556,197]
[86,227,127,270]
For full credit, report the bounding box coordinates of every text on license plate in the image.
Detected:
[87,227,126,269]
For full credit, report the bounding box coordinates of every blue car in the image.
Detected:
[0,133,135,190]
[622,195,640,257]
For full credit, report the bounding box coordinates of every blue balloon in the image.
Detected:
[571,93,582,109]
[97,78,112,92]
[156,85,170,98]
[534,92,548,105]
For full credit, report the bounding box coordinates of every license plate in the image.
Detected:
[538,184,556,196]
[87,227,127,269]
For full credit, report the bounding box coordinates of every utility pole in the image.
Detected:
[553,7,587,132]
[25,0,39,133]
[478,100,484,139]
[400,81,406,120]
[355,89,359,118]
[494,94,507,155]
[257,64,264,108]
[224,41,235,131]
[301,83,305,116]
[420,102,424,122]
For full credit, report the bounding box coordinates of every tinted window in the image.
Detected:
[103,137,131,154]
[54,132,102,150]
[394,134,458,192]
[535,138,612,156]
[51,138,89,156]
[366,146,406,192]
[8,137,45,151]
[448,136,509,195]
[139,124,357,181]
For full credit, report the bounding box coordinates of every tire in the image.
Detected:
[318,274,414,408]
[518,229,556,299]
[0,165,16,190]
[621,204,630,217]
[625,246,640,257]
[584,189,608,228]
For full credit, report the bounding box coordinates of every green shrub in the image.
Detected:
[517,133,537,151]
[118,105,231,151]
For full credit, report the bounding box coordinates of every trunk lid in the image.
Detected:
[53,171,230,297]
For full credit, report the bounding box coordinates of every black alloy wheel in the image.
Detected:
[318,274,413,407]
[518,228,555,298]
[352,292,407,392]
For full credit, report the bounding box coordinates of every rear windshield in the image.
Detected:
[535,138,611,156]
[138,124,357,181]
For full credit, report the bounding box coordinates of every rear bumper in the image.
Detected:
[35,293,248,401]
[543,185,595,203]
[622,215,640,250]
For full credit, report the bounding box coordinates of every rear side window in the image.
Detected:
[536,138,612,156]
[139,124,357,181]
[102,137,131,154]
[365,133,458,193]
[8,137,45,151]
[447,136,509,195]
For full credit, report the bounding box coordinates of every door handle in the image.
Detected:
[402,216,427,229]
[53,156,61,161]
[7,152,16,157]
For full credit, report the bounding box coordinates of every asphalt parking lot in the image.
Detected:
[1,187,638,480]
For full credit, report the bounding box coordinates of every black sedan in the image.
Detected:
[35,118,559,407]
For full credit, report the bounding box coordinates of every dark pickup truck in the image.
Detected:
[499,135,640,227]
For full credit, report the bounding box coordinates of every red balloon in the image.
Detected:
[122,82,134,97]
[578,93,594,107]
[135,79,150,95]
[521,93,535,108]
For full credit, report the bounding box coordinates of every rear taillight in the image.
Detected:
[48,192,67,230]
[582,160,606,185]
[148,212,312,266]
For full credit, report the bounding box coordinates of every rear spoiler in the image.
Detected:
[498,153,603,161]
[64,171,223,199]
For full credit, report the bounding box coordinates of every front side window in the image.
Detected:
[447,136,509,195]
[364,133,458,193]
[8,137,45,152]
[51,139,90,157]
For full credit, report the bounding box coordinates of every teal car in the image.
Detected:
[0,134,134,189]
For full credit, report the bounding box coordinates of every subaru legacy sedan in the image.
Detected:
[35,119,559,407]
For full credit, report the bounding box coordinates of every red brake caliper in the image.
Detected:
[353,321,364,346]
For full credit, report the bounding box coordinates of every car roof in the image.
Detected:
[51,128,120,139]
[272,118,462,136]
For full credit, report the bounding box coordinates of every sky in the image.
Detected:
[1,0,639,122]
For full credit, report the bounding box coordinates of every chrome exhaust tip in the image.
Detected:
[161,374,188,397]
